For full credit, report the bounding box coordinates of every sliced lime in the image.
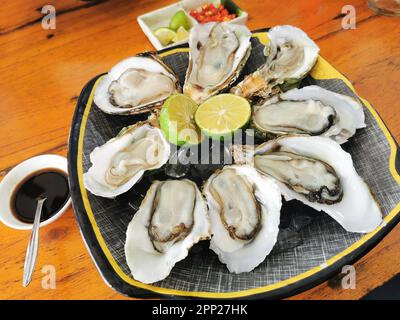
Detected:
[169,10,191,31]
[172,26,189,43]
[159,94,201,146]
[154,27,176,46]
[195,94,251,139]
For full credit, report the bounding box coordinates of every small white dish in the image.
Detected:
[137,0,248,51]
[0,154,71,230]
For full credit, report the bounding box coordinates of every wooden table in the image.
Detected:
[0,0,399,300]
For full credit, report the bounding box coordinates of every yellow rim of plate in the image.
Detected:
[77,32,400,298]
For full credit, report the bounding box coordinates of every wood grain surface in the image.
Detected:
[0,0,399,300]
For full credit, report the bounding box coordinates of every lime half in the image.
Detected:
[154,27,176,46]
[195,94,251,139]
[160,94,201,146]
[169,10,191,31]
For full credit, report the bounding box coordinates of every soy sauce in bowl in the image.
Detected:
[10,168,70,223]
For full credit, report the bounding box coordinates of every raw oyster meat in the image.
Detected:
[252,86,366,144]
[125,179,210,284]
[84,122,170,198]
[253,136,382,233]
[184,22,252,103]
[231,25,319,101]
[203,165,282,273]
[94,54,180,115]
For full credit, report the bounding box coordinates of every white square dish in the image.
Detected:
[137,0,248,50]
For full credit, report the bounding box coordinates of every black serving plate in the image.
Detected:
[67,29,400,299]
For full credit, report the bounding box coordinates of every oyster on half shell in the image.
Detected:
[83,122,170,198]
[125,179,210,284]
[252,86,366,144]
[231,25,319,101]
[203,165,282,273]
[94,53,180,115]
[252,136,382,233]
[184,22,252,104]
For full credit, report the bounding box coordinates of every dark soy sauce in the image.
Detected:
[10,169,70,223]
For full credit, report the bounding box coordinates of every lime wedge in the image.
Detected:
[169,10,191,31]
[195,94,251,139]
[160,94,201,146]
[154,27,176,46]
[172,26,189,43]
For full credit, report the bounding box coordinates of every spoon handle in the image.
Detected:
[22,197,46,287]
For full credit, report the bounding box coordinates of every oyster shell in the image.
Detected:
[252,86,366,144]
[253,136,382,233]
[203,165,282,273]
[184,22,252,104]
[84,122,170,198]
[125,179,210,284]
[94,53,180,115]
[231,25,319,101]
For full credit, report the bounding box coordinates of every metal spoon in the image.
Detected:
[22,197,46,287]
